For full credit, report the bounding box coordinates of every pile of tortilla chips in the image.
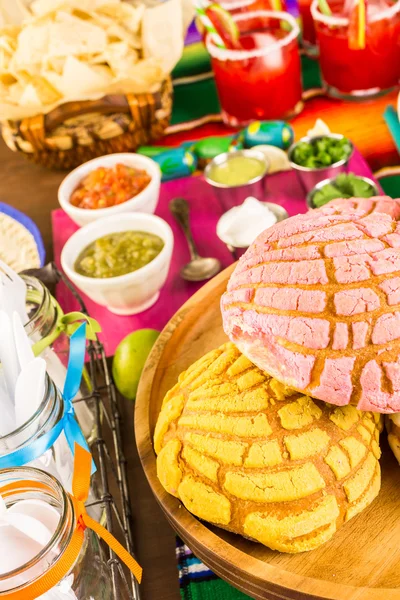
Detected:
[0,0,193,120]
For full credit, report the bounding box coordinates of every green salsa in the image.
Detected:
[208,156,265,186]
[75,231,164,278]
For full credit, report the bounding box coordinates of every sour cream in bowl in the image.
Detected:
[217,197,288,249]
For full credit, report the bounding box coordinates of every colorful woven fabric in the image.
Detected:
[176,538,250,600]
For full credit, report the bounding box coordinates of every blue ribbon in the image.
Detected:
[0,323,94,471]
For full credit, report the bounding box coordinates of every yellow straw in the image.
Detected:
[271,0,283,10]
[358,0,366,49]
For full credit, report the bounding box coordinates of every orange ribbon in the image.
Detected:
[1,444,142,599]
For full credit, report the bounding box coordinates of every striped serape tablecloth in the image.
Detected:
[176,537,251,600]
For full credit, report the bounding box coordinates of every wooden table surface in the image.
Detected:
[0,90,399,599]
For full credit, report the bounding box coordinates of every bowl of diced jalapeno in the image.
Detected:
[288,134,354,192]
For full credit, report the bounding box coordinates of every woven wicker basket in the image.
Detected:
[1,79,172,170]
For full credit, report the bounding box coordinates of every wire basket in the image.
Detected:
[24,262,140,600]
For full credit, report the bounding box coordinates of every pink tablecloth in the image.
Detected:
[52,151,378,356]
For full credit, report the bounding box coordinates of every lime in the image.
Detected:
[112,329,160,400]
[205,4,240,49]
[317,0,332,16]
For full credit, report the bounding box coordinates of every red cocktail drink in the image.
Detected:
[219,0,287,14]
[299,0,317,52]
[207,11,303,126]
[312,0,400,98]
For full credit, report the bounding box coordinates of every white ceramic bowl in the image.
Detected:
[61,213,174,315]
[58,153,161,227]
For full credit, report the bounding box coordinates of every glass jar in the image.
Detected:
[0,375,102,523]
[0,467,124,599]
[23,275,97,443]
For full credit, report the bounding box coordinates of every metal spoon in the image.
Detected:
[169,198,222,282]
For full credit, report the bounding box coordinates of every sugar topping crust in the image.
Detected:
[155,344,382,553]
[222,204,400,413]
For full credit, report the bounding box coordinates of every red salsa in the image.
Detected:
[70,163,151,210]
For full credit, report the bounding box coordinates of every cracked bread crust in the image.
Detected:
[154,343,382,553]
[323,197,400,220]
[222,205,400,413]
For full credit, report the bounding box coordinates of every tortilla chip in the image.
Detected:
[141,0,184,73]
[48,12,107,57]
[30,0,66,16]
[0,35,17,55]
[0,48,11,73]
[0,74,16,88]
[19,82,42,107]
[89,12,142,48]
[30,0,119,17]
[7,79,25,102]
[60,55,112,96]
[44,55,65,74]
[0,79,10,96]
[40,69,63,93]
[97,2,144,32]
[102,41,139,77]
[0,0,30,26]
[13,22,50,70]
[34,75,63,103]
[105,57,165,94]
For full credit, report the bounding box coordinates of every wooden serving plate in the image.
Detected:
[135,265,400,600]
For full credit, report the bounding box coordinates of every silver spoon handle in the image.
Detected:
[169,198,199,261]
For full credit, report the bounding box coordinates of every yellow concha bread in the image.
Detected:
[387,415,400,463]
[154,343,383,553]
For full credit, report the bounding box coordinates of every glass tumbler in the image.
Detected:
[312,0,400,98]
[206,11,303,126]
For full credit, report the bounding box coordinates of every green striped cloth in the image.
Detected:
[176,537,250,600]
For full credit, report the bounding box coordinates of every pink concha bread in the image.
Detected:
[221,199,400,414]
[323,196,400,220]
